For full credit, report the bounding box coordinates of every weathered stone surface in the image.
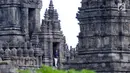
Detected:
[0,0,43,71]
[64,0,130,73]
[0,61,17,73]
[0,0,42,8]
[0,0,42,46]
[0,0,68,72]
[39,0,68,68]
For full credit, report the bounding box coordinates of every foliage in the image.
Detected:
[18,69,31,73]
[18,65,96,73]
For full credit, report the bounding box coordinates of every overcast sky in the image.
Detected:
[41,0,81,47]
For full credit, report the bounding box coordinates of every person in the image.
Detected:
[54,58,58,68]
[54,49,58,68]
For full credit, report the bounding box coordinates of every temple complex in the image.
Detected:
[0,0,68,71]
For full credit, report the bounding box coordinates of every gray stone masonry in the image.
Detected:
[64,0,130,73]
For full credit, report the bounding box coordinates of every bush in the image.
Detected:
[18,65,96,73]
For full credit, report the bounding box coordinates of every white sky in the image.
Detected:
[41,0,81,47]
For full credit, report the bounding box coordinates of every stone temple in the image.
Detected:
[0,0,69,71]
[3,0,130,73]
[64,0,130,73]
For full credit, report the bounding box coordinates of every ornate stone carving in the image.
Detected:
[22,0,41,4]
[64,0,130,72]
[0,0,67,70]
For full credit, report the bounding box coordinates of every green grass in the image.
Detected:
[18,65,96,73]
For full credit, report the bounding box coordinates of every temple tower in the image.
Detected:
[0,0,42,46]
[0,0,43,69]
[40,0,67,68]
[66,0,130,72]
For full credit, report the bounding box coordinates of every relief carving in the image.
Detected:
[122,23,129,35]
[104,37,110,47]
[22,0,41,4]
[0,0,20,4]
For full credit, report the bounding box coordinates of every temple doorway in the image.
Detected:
[53,42,59,68]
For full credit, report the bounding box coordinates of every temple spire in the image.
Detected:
[54,9,58,20]
[49,0,54,10]
[44,9,49,20]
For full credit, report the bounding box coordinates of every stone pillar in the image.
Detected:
[39,56,42,66]
[34,9,41,32]
[36,56,39,67]
[59,41,64,69]
[48,41,53,66]
[42,38,50,66]
[34,59,37,66]
[21,8,29,40]
[9,7,20,28]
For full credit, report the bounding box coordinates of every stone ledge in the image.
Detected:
[0,60,11,65]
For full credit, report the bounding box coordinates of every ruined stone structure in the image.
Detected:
[64,0,130,73]
[0,0,68,69]
[39,0,69,68]
[0,0,43,68]
[0,0,42,46]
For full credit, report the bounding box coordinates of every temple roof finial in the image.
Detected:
[49,0,54,10]
[54,9,58,19]
[44,8,49,19]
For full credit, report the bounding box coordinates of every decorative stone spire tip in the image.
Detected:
[49,0,54,10]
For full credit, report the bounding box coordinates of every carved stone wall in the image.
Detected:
[64,0,130,73]
[0,0,42,8]
[39,0,68,69]
[0,0,42,46]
